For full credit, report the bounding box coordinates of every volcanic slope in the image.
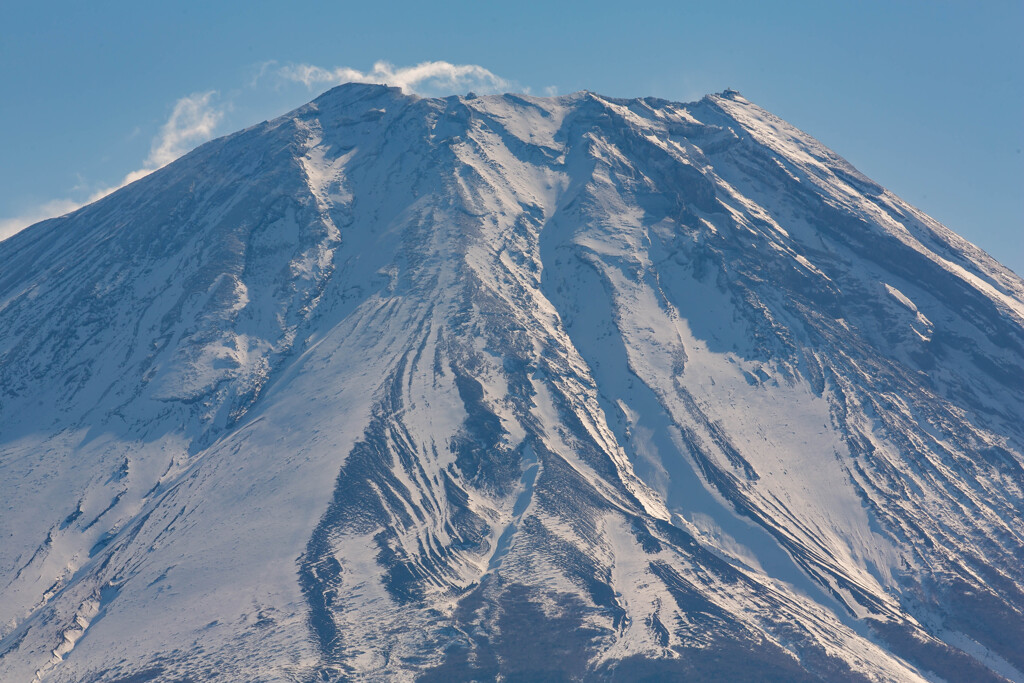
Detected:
[1,84,1022,682]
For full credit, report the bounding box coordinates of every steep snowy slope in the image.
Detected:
[1,84,1022,682]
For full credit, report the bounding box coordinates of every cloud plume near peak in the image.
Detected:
[1,91,224,242]
[145,91,224,170]
[109,91,225,192]
[277,60,512,96]
[1,61,524,243]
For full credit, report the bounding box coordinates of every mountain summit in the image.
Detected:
[1,84,1022,682]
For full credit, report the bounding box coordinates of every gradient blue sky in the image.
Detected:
[2,0,1021,273]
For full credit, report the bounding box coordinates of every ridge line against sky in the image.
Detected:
[1,1,1020,274]
[0,60,519,241]
[0,91,224,239]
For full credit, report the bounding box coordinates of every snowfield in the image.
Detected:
[1,84,1022,682]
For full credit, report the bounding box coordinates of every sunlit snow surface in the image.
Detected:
[1,85,1022,682]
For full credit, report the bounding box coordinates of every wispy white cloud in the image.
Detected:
[249,60,279,88]
[0,92,225,242]
[93,91,225,199]
[145,91,223,170]
[1,62,532,243]
[276,60,512,96]
[0,198,82,241]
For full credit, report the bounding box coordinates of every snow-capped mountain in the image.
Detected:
[1,84,1022,682]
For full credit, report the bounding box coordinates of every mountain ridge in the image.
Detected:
[1,84,1022,682]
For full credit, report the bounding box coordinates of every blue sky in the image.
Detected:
[2,0,1021,273]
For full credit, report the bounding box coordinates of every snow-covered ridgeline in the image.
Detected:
[0,84,1021,682]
